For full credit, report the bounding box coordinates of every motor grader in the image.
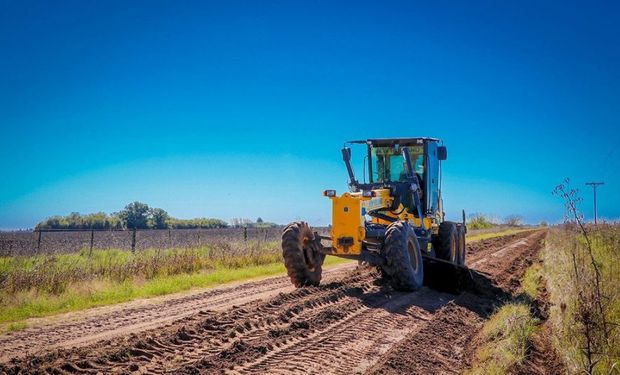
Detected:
[282,137,466,291]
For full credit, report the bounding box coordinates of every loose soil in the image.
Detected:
[0,230,552,374]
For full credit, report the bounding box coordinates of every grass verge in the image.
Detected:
[521,262,543,300]
[0,256,350,331]
[544,225,620,374]
[467,228,535,243]
[467,303,538,375]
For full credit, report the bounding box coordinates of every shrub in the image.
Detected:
[504,215,523,227]
[469,213,495,230]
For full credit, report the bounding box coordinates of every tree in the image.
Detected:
[67,212,82,229]
[504,215,523,226]
[256,217,264,224]
[167,218,228,229]
[119,201,150,229]
[149,208,169,229]
[230,218,253,227]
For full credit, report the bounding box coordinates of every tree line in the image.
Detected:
[36,202,233,230]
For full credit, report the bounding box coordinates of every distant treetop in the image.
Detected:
[36,202,229,230]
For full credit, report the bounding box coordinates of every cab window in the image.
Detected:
[371,146,424,183]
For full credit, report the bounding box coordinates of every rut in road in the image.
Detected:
[229,287,451,375]
[0,263,356,362]
[5,269,454,374]
[1,230,544,374]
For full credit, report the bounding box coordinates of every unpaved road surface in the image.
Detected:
[0,230,545,374]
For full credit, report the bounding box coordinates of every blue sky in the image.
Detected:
[1,0,619,229]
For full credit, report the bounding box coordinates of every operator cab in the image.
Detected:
[345,138,447,218]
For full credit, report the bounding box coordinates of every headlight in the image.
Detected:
[323,190,336,197]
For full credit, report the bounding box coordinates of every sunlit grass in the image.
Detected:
[521,262,543,300]
[544,225,620,374]
[467,228,537,243]
[0,255,350,329]
[467,303,538,375]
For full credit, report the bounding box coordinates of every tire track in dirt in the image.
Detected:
[0,263,356,362]
[366,230,546,374]
[0,230,545,374]
[6,268,434,374]
[231,287,452,375]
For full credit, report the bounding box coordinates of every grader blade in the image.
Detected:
[421,256,474,293]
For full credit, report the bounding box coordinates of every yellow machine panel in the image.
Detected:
[329,193,365,254]
[328,189,392,255]
[327,188,435,256]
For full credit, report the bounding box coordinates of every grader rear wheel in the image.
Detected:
[282,221,325,287]
[457,225,466,266]
[435,221,459,263]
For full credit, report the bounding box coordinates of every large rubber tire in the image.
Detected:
[381,221,424,291]
[435,221,458,263]
[282,222,325,287]
[457,225,466,266]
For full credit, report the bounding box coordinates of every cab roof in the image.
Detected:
[346,137,441,146]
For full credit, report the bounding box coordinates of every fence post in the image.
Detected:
[131,229,136,252]
[36,230,42,253]
[243,227,248,242]
[168,228,172,248]
[89,229,94,256]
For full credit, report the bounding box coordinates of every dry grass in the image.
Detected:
[0,240,280,296]
[544,224,620,374]
[467,303,538,375]
[0,239,353,327]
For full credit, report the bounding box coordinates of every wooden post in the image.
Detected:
[131,229,136,252]
[168,228,172,247]
[243,227,248,242]
[89,229,94,256]
[36,230,42,253]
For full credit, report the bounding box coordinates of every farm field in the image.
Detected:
[0,229,550,373]
[0,226,524,256]
[0,227,284,256]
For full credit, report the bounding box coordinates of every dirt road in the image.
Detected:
[0,230,545,374]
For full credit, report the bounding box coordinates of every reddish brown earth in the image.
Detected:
[0,230,551,374]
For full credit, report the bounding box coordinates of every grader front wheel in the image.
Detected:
[282,221,325,287]
[381,221,424,291]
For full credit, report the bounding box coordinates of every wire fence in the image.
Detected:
[0,227,287,256]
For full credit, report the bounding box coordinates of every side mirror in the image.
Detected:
[437,146,447,161]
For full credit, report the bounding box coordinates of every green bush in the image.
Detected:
[469,214,495,230]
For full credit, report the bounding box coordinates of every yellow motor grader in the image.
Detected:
[282,138,466,291]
